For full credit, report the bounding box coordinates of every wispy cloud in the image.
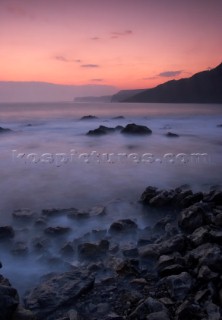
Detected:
[142,77,157,80]
[54,55,81,63]
[91,79,103,82]
[158,70,182,77]
[111,30,133,39]
[90,37,101,41]
[81,64,100,68]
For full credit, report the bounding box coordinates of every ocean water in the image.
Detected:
[0,101,222,295]
[0,102,222,218]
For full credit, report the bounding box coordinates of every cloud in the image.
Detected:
[54,56,81,63]
[142,77,157,80]
[91,79,103,82]
[6,5,27,16]
[81,64,100,68]
[91,37,101,41]
[111,30,133,39]
[158,70,182,77]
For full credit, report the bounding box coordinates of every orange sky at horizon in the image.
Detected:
[0,0,222,91]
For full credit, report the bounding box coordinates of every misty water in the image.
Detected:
[0,102,222,296]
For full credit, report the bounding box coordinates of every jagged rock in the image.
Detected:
[205,190,222,205]
[80,115,98,120]
[87,125,117,135]
[188,226,210,247]
[180,192,203,208]
[178,204,206,233]
[67,209,89,219]
[152,216,172,234]
[44,226,71,236]
[138,244,160,260]
[0,275,19,320]
[163,272,193,301]
[205,301,221,320]
[112,116,125,120]
[121,123,152,135]
[166,132,179,137]
[175,300,204,320]
[149,191,172,207]
[0,226,15,239]
[159,234,187,255]
[88,206,106,217]
[146,311,170,320]
[109,219,137,234]
[78,240,109,260]
[12,209,37,221]
[129,297,166,319]
[24,270,95,319]
[140,186,159,204]
[197,265,218,280]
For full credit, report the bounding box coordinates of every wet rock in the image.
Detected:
[89,205,106,217]
[12,208,37,221]
[115,260,139,276]
[0,127,12,133]
[87,125,116,135]
[180,192,203,208]
[109,219,137,234]
[152,216,172,234]
[80,115,98,120]
[0,226,15,239]
[146,311,170,320]
[44,226,71,236]
[129,297,166,319]
[188,226,210,247]
[122,246,138,258]
[205,190,222,205]
[67,209,89,219]
[165,132,179,137]
[140,186,159,204]
[24,270,94,319]
[11,241,29,256]
[178,204,206,233]
[163,272,193,301]
[159,234,187,255]
[175,190,193,206]
[139,244,160,260]
[121,123,152,135]
[0,275,19,320]
[78,240,109,260]
[175,300,204,320]
[149,191,172,207]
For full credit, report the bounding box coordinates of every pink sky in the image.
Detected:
[0,0,222,90]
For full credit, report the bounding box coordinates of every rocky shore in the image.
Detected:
[0,185,222,320]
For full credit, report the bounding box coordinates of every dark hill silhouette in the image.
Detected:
[122,63,222,103]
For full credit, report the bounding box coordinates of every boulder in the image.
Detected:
[12,208,37,221]
[164,272,193,301]
[87,125,116,135]
[44,226,71,236]
[140,186,159,204]
[175,300,204,320]
[146,311,170,320]
[165,132,179,137]
[11,242,29,256]
[178,204,206,233]
[0,275,19,320]
[24,270,94,319]
[121,123,152,135]
[180,192,203,208]
[109,219,137,234]
[89,206,106,217]
[78,240,109,260]
[188,226,210,247]
[80,115,98,120]
[0,127,12,133]
[129,297,166,319]
[0,226,15,239]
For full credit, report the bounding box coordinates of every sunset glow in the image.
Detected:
[1,0,222,90]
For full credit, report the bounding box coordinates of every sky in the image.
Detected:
[0,0,222,97]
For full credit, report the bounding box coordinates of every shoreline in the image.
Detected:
[1,185,222,319]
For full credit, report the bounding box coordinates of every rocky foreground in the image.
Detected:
[0,186,222,320]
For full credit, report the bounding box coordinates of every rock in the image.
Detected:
[11,242,29,256]
[87,125,116,135]
[175,190,193,206]
[109,219,137,234]
[180,192,203,208]
[197,265,218,280]
[122,247,138,258]
[89,206,106,217]
[60,242,75,257]
[112,116,125,120]
[165,132,179,137]
[66,309,79,320]
[139,244,160,260]
[42,208,67,217]
[121,123,152,135]
[129,297,166,319]
[12,208,37,221]
[205,190,222,205]
[178,204,206,233]
[67,209,89,219]
[217,124,222,127]
[44,226,71,236]
[175,300,204,320]
[214,213,222,226]
[24,270,94,319]
[104,312,124,320]
[149,191,172,207]
[152,216,172,234]
[78,241,109,260]
[12,305,36,320]
[209,227,222,244]
[0,226,15,239]
[146,311,170,320]
[115,260,139,276]
[32,237,49,252]
[159,234,187,255]
[0,275,19,320]
[140,186,159,204]
[164,272,193,301]
[80,115,98,120]
[0,127,12,133]
[188,226,210,247]
[206,301,221,320]
[187,243,222,272]
[0,262,2,268]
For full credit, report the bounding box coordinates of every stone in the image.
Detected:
[146,311,170,320]
[89,206,106,217]
[67,209,89,219]
[87,125,116,135]
[104,312,124,320]
[165,132,179,137]
[140,186,159,204]
[164,272,193,301]
[44,226,71,236]
[178,204,206,233]
[159,234,187,255]
[206,302,221,320]
[80,115,98,120]
[12,305,35,320]
[0,226,15,239]
[180,192,203,208]
[149,191,172,207]
[129,297,166,319]
[121,123,152,135]
[11,242,29,256]
[24,270,94,319]
[0,127,12,133]
[188,226,210,247]
[176,300,204,320]
[78,241,108,260]
[214,213,222,226]
[12,208,37,221]
[109,219,137,234]
[0,275,19,320]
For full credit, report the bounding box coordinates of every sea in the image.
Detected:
[0,101,222,294]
